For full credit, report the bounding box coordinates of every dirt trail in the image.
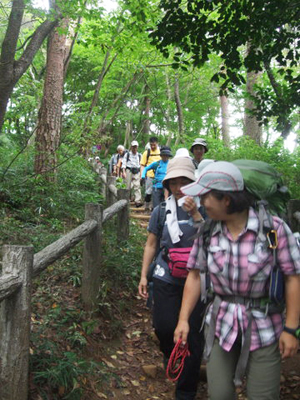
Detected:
[91,295,300,400]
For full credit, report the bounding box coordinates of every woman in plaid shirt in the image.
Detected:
[174,161,300,400]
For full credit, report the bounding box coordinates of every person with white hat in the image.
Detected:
[189,138,208,169]
[109,144,127,177]
[174,161,300,400]
[139,156,206,400]
[122,140,142,207]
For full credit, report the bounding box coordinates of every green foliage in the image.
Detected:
[31,349,106,399]
[150,0,299,134]
[202,135,300,199]
[115,177,127,189]
[0,148,102,250]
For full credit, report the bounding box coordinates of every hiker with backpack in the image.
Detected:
[108,145,127,177]
[141,146,172,209]
[140,136,161,212]
[138,156,207,400]
[174,161,300,400]
[121,140,143,207]
[190,138,208,169]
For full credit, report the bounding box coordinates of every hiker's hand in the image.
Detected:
[183,197,203,220]
[138,277,148,299]
[183,197,197,215]
[279,331,299,359]
[174,320,189,346]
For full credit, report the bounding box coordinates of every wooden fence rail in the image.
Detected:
[0,180,129,400]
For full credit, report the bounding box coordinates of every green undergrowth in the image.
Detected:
[0,150,147,398]
[29,219,146,399]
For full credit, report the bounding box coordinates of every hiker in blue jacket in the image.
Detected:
[141,146,172,209]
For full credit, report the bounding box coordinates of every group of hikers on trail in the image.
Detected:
[105,136,208,211]
[137,148,300,400]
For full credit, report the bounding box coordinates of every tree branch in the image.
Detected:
[14,17,61,82]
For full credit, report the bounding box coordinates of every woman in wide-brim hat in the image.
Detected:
[139,155,206,400]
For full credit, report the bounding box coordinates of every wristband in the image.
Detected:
[283,325,300,339]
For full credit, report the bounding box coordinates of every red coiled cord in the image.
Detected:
[166,339,190,382]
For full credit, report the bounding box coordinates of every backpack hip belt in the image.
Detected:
[220,294,274,312]
[204,291,284,388]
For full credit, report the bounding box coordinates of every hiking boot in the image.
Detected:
[135,202,143,207]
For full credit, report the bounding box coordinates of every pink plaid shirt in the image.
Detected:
[187,208,300,352]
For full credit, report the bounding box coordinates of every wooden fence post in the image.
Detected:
[106,176,116,207]
[0,245,34,400]
[99,167,107,200]
[288,199,300,232]
[117,188,130,241]
[82,203,103,311]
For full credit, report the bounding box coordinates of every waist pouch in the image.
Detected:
[130,167,140,174]
[163,247,192,279]
[268,265,285,306]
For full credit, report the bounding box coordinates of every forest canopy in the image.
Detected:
[150,0,300,136]
[0,0,299,201]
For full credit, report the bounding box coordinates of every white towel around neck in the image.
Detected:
[165,195,201,244]
[165,195,183,244]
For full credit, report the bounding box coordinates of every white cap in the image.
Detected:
[131,140,139,147]
[195,159,215,179]
[182,161,244,196]
[174,148,192,159]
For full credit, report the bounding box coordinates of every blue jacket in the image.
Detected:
[142,160,169,189]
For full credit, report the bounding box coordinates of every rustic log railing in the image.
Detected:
[0,187,130,400]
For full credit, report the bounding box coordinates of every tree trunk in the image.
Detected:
[174,73,184,146]
[0,0,59,132]
[244,69,263,145]
[34,19,69,180]
[165,71,173,146]
[124,120,132,149]
[220,94,230,147]
[142,84,151,137]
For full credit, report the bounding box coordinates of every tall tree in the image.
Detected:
[174,72,184,145]
[220,94,230,147]
[34,17,69,179]
[244,70,263,145]
[0,0,60,132]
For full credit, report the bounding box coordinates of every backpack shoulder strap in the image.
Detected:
[157,201,166,242]
[202,219,216,256]
[146,148,151,164]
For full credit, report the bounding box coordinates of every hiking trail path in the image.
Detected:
[92,204,300,400]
